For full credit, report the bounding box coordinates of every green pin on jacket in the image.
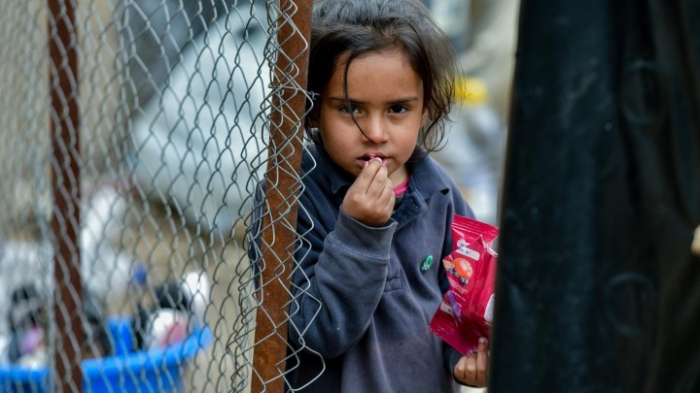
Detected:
[420,255,434,272]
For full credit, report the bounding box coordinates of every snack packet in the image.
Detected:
[429,215,499,355]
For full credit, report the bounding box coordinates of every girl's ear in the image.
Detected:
[307,109,320,129]
[306,96,321,128]
[421,108,429,128]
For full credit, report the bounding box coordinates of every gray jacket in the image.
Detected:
[282,145,474,392]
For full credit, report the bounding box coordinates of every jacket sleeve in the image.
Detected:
[287,192,397,358]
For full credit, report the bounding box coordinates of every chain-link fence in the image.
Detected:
[0,0,315,391]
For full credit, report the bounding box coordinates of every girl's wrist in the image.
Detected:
[334,209,396,257]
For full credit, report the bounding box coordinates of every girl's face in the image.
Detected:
[317,48,426,186]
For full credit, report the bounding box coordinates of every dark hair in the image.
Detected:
[305,0,457,155]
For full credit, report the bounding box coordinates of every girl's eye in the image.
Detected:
[340,104,360,114]
[389,104,408,114]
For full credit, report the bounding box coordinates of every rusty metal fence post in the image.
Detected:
[251,0,312,391]
[49,0,83,391]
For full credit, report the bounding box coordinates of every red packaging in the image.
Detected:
[429,215,499,355]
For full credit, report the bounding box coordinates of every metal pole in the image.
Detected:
[252,0,312,391]
[49,0,82,391]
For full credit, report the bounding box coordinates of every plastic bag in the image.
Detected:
[429,215,499,355]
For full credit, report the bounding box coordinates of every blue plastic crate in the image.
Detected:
[0,317,212,392]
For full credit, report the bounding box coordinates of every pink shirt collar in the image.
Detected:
[393,177,410,196]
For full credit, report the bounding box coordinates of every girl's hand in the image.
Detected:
[342,157,395,227]
[454,337,489,387]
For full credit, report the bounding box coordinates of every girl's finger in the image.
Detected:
[365,161,388,198]
[464,354,477,378]
[465,354,478,385]
[454,356,469,382]
[355,157,383,193]
[380,183,395,215]
[476,338,489,385]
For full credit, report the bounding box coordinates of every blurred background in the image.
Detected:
[425,0,519,225]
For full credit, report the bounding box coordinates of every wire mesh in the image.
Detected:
[0,0,316,391]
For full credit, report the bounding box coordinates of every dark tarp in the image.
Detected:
[492,0,700,391]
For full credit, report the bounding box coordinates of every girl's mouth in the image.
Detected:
[359,155,389,167]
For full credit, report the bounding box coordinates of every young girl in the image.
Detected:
[255,0,489,390]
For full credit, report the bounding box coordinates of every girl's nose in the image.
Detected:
[362,115,389,144]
